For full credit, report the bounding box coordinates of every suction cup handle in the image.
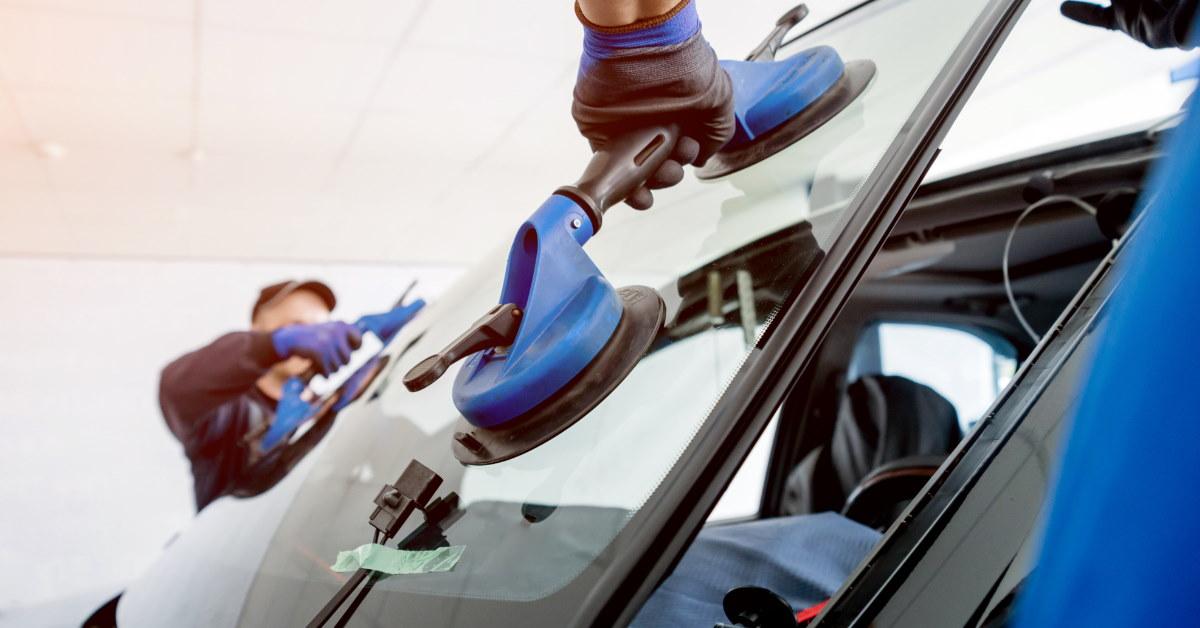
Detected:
[558,124,681,232]
[402,303,522,392]
[747,4,809,62]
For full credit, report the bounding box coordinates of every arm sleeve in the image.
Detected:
[159,331,280,442]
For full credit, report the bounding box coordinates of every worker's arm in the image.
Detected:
[571,0,733,209]
[159,331,280,441]
[576,0,679,26]
[1061,0,1198,48]
[159,322,361,440]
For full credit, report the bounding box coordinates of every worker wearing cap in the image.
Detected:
[159,280,363,512]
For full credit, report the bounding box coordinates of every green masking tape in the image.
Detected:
[331,543,465,575]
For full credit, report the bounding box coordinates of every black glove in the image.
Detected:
[572,0,734,210]
[1061,0,1199,49]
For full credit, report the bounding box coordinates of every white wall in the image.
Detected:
[0,257,461,611]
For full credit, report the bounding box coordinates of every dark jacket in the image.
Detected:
[159,331,279,511]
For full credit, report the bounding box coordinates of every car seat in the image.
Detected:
[782,375,961,518]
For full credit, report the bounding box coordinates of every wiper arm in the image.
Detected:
[308,459,459,628]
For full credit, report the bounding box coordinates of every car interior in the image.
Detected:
[701,125,1160,537]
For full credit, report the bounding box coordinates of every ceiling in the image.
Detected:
[0,0,810,265]
[0,0,1192,266]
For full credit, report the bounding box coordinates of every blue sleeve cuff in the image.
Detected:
[579,0,700,60]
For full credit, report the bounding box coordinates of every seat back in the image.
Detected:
[841,454,946,529]
[783,374,961,514]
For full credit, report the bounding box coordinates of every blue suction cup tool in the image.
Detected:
[697,5,877,180]
[403,127,677,465]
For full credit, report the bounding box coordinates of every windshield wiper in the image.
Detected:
[307,459,460,628]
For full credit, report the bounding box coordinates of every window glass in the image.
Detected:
[856,322,1017,431]
[932,0,1198,179]
[117,0,1004,624]
[708,412,778,523]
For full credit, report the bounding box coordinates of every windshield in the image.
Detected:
[933,0,1198,177]
[118,0,999,625]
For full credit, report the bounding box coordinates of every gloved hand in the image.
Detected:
[260,376,315,451]
[572,0,734,210]
[355,299,427,345]
[1061,0,1198,49]
[271,321,362,377]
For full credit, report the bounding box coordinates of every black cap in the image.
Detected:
[251,279,337,322]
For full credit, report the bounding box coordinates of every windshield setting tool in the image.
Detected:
[401,3,875,466]
[402,123,678,465]
[697,4,877,179]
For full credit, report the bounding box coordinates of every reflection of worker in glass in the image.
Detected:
[571,0,1197,625]
[159,280,371,512]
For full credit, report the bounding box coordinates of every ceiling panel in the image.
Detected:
[46,146,191,198]
[329,157,457,212]
[179,198,311,259]
[0,6,191,94]
[55,190,188,256]
[16,89,190,149]
[470,73,583,175]
[199,102,357,155]
[346,107,512,164]
[204,0,425,43]
[369,47,570,119]
[189,151,337,206]
[0,92,28,142]
[348,201,496,264]
[202,27,392,112]
[0,185,73,253]
[0,143,49,187]
[0,0,192,21]
[433,164,565,237]
[407,0,577,56]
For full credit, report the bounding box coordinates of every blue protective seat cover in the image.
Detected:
[631,513,880,627]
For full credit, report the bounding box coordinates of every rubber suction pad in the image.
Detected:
[451,285,665,466]
[698,59,876,180]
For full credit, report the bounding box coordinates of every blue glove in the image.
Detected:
[271,321,363,377]
[572,0,733,209]
[260,376,315,451]
[355,299,426,344]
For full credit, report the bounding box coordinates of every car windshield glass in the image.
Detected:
[933,0,1198,178]
[118,0,999,625]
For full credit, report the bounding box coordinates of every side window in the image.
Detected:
[851,322,1017,432]
[708,412,778,522]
